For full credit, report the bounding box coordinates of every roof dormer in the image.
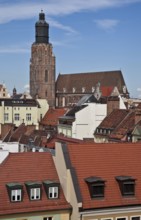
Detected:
[43,180,60,199]
[85,176,105,198]
[116,176,136,197]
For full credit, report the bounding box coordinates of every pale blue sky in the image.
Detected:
[0,0,141,98]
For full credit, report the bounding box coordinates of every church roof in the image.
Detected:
[56,70,128,95]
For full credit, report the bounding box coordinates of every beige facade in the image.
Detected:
[0,98,48,128]
[0,210,70,220]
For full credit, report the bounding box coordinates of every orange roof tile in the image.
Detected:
[0,152,71,215]
[40,108,68,126]
[64,143,141,210]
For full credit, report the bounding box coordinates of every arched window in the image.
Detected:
[45,70,48,82]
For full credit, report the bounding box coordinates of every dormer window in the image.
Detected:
[72,87,76,93]
[63,88,66,93]
[85,176,105,198]
[25,181,42,201]
[6,182,23,202]
[43,180,60,199]
[116,176,136,196]
[82,87,85,93]
[92,87,95,92]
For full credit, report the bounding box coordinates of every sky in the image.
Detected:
[0,0,141,98]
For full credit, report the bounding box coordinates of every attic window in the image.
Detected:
[25,181,42,200]
[85,176,105,198]
[6,182,23,202]
[72,87,76,93]
[63,88,66,93]
[43,180,60,199]
[82,87,85,93]
[92,87,95,92]
[116,176,136,196]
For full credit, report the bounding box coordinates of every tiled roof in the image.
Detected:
[40,108,67,126]
[56,70,128,95]
[64,143,141,210]
[97,109,129,130]
[109,110,141,140]
[0,152,71,215]
[45,134,84,149]
[3,124,35,143]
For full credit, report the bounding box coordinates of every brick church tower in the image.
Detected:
[30,10,56,107]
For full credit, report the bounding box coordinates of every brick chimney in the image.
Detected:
[107,96,120,115]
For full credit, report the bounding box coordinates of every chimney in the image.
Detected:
[107,96,120,115]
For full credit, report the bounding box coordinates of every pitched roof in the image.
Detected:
[56,70,128,95]
[63,143,141,210]
[45,134,84,149]
[109,110,141,140]
[97,109,129,130]
[40,108,67,126]
[0,152,71,215]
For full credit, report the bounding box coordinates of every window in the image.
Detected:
[72,87,76,93]
[11,189,22,202]
[6,183,23,202]
[43,217,52,220]
[30,188,40,200]
[43,180,60,199]
[14,113,20,121]
[116,217,127,220]
[131,217,140,220]
[26,113,31,121]
[4,113,9,121]
[63,88,66,93]
[45,70,48,82]
[25,181,42,201]
[82,87,85,93]
[85,176,105,198]
[116,176,136,196]
[49,186,58,198]
[92,86,95,92]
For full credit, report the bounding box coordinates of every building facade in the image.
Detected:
[0,98,48,128]
[30,10,56,107]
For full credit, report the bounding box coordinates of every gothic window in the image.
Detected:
[45,90,48,97]
[45,70,48,82]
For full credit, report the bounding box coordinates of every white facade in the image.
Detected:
[0,141,19,153]
[58,103,107,140]
[72,103,107,140]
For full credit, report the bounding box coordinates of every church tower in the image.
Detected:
[30,10,56,107]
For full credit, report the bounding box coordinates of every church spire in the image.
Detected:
[35,10,49,44]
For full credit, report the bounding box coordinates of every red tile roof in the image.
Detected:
[64,143,141,210]
[45,134,84,149]
[40,108,68,126]
[97,109,129,130]
[0,152,71,215]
